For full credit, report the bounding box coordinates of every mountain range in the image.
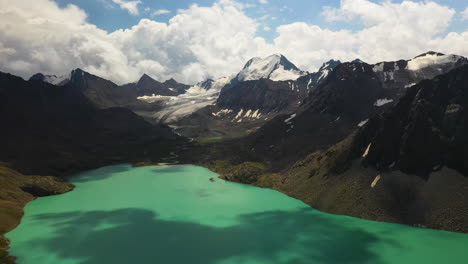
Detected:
[1,50,468,247]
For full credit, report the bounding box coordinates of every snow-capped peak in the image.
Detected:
[29,72,71,86]
[406,52,464,71]
[237,54,306,82]
[317,59,341,82]
[351,58,365,64]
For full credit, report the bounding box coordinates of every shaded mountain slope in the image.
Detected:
[0,72,184,176]
[350,63,468,177]
[122,74,189,97]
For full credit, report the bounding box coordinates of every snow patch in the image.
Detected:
[374,98,394,107]
[371,175,381,188]
[384,71,394,81]
[42,73,71,86]
[234,109,244,119]
[407,54,460,71]
[269,65,304,81]
[318,69,329,81]
[137,94,173,103]
[362,143,372,158]
[251,109,261,119]
[284,113,296,124]
[212,109,233,117]
[358,119,369,127]
[372,63,384,72]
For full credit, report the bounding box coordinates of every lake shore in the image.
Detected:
[0,164,74,264]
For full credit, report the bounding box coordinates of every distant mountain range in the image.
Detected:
[27,52,468,141]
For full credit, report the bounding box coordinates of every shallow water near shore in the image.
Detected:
[6,164,468,264]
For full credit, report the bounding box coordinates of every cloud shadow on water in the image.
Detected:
[24,208,400,264]
[69,164,132,183]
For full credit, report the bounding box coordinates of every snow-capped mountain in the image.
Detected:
[29,73,71,86]
[372,52,467,89]
[243,52,468,170]
[236,54,307,82]
[169,58,342,138]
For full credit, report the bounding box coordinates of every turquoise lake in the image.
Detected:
[6,164,468,264]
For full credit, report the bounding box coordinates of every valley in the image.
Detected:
[2,51,468,263]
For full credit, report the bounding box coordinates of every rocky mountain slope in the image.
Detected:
[243,52,468,170]
[1,72,184,176]
[30,70,189,110]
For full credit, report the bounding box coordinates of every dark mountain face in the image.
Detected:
[64,68,148,109]
[129,74,189,96]
[352,64,468,178]
[244,62,381,169]
[29,70,189,110]
[217,79,308,114]
[0,72,184,176]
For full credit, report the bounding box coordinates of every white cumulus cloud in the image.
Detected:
[0,0,467,85]
[112,0,142,15]
[462,7,468,21]
[276,0,466,71]
[152,9,170,16]
[0,0,271,84]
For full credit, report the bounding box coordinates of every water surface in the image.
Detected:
[7,164,468,264]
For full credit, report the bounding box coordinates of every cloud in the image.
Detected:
[0,0,271,84]
[152,9,170,16]
[259,0,268,4]
[274,0,465,71]
[0,0,467,86]
[462,7,468,21]
[112,0,142,15]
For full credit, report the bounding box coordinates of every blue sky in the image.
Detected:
[56,0,468,42]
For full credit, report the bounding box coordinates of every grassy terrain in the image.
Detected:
[0,163,74,264]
